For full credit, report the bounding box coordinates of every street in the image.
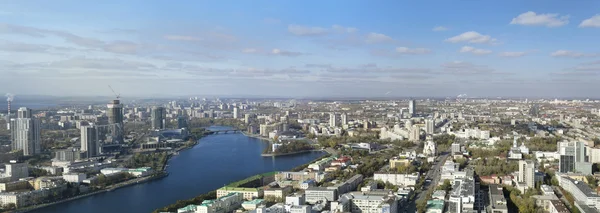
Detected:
[404,150,451,213]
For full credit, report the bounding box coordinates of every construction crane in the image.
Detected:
[108,85,121,99]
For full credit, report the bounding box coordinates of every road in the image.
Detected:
[404,151,451,213]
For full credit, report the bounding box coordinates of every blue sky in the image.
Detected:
[1,0,599,98]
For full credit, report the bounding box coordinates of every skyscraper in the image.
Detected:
[151,106,166,130]
[559,141,592,174]
[106,100,124,143]
[425,119,434,134]
[408,100,416,116]
[329,113,338,127]
[81,125,99,158]
[341,113,348,125]
[518,160,535,189]
[107,100,123,125]
[233,107,239,119]
[10,107,41,156]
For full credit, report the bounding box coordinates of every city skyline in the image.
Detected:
[1,1,600,97]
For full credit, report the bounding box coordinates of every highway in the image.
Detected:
[404,150,451,213]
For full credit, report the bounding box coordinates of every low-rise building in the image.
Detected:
[0,180,29,192]
[241,199,264,211]
[426,199,444,213]
[217,187,263,201]
[62,173,87,183]
[286,193,305,206]
[488,184,508,213]
[305,187,338,204]
[197,192,243,213]
[374,173,419,186]
[331,191,397,213]
[263,186,292,200]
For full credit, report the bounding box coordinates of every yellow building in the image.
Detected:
[390,158,411,169]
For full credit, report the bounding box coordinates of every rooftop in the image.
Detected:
[243,199,264,205]
[218,187,259,192]
[426,199,445,210]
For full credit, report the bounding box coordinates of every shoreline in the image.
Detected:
[261,149,322,157]
[16,172,168,213]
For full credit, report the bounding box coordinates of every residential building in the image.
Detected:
[409,125,420,142]
[425,119,435,135]
[10,107,41,156]
[330,113,338,127]
[80,125,99,158]
[373,173,419,187]
[233,107,239,119]
[217,187,263,200]
[389,158,411,169]
[518,160,535,190]
[54,148,84,162]
[196,192,243,213]
[488,184,508,213]
[549,200,570,213]
[341,113,348,125]
[289,205,311,213]
[331,191,398,213]
[5,162,28,181]
[241,199,264,211]
[263,186,292,200]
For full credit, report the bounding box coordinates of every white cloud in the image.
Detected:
[432,26,448,32]
[459,46,492,55]
[579,15,600,28]
[395,47,431,55]
[271,48,303,57]
[499,52,527,58]
[510,11,569,27]
[164,35,202,41]
[332,25,358,33]
[445,31,497,44]
[365,33,394,44]
[288,24,329,36]
[551,50,596,58]
[441,61,496,75]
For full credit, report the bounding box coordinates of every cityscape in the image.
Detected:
[2,1,600,213]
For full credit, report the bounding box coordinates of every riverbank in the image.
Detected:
[261,149,322,157]
[240,131,271,142]
[16,172,168,213]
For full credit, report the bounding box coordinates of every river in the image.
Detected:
[31,126,325,213]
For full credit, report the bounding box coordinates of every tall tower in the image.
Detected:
[151,106,166,130]
[518,160,535,189]
[425,119,435,134]
[329,113,338,127]
[81,125,99,158]
[107,100,124,125]
[341,113,348,125]
[10,107,41,156]
[233,107,239,119]
[408,100,416,116]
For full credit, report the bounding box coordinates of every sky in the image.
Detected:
[1,0,600,98]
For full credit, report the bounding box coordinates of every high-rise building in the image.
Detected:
[425,119,435,134]
[341,113,348,125]
[408,100,416,116]
[81,125,99,158]
[244,113,253,124]
[107,100,123,125]
[559,141,592,174]
[233,107,239,119]
[10,107,41,156]
[329,113,338,127]
[409,125,420,142]
[5,161,28,181]
[518,160,535,189]
[106,100,124,143]
[151,106,166,130]
[177,116,187,129]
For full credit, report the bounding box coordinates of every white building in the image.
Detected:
[425,119,435,135]
[286,193,305,206]
[373,173,419,187]
[423,141,436,157]
[557,175,600,210]
[305,187,338,204]
[330,113,338,127]
[331,191,398,213]
[62,173,87,183]
[196,192,244,213]
[518,160,535,191]
[10,107,41,156]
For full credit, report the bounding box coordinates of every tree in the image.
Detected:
[437,179,452,192]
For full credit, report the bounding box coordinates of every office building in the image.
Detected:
[425,119,435,134]
[5,162,29,181]
[374,173,420,186]
[177,116,187,129]
[10,107,41,156]
[331,192,398,213]
[80,125,99,158]
[233,107,239,119]
[305,187,338,204]
[54,148,84,162]
[151,106,166,130]
[559,141,592,175]
[341,113,348,125]
[329,113,338,127]
[408,100,416,116]
[557,175,600,211]
[518,160,535,190]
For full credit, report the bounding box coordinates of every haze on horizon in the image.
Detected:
[1,1,600,98]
